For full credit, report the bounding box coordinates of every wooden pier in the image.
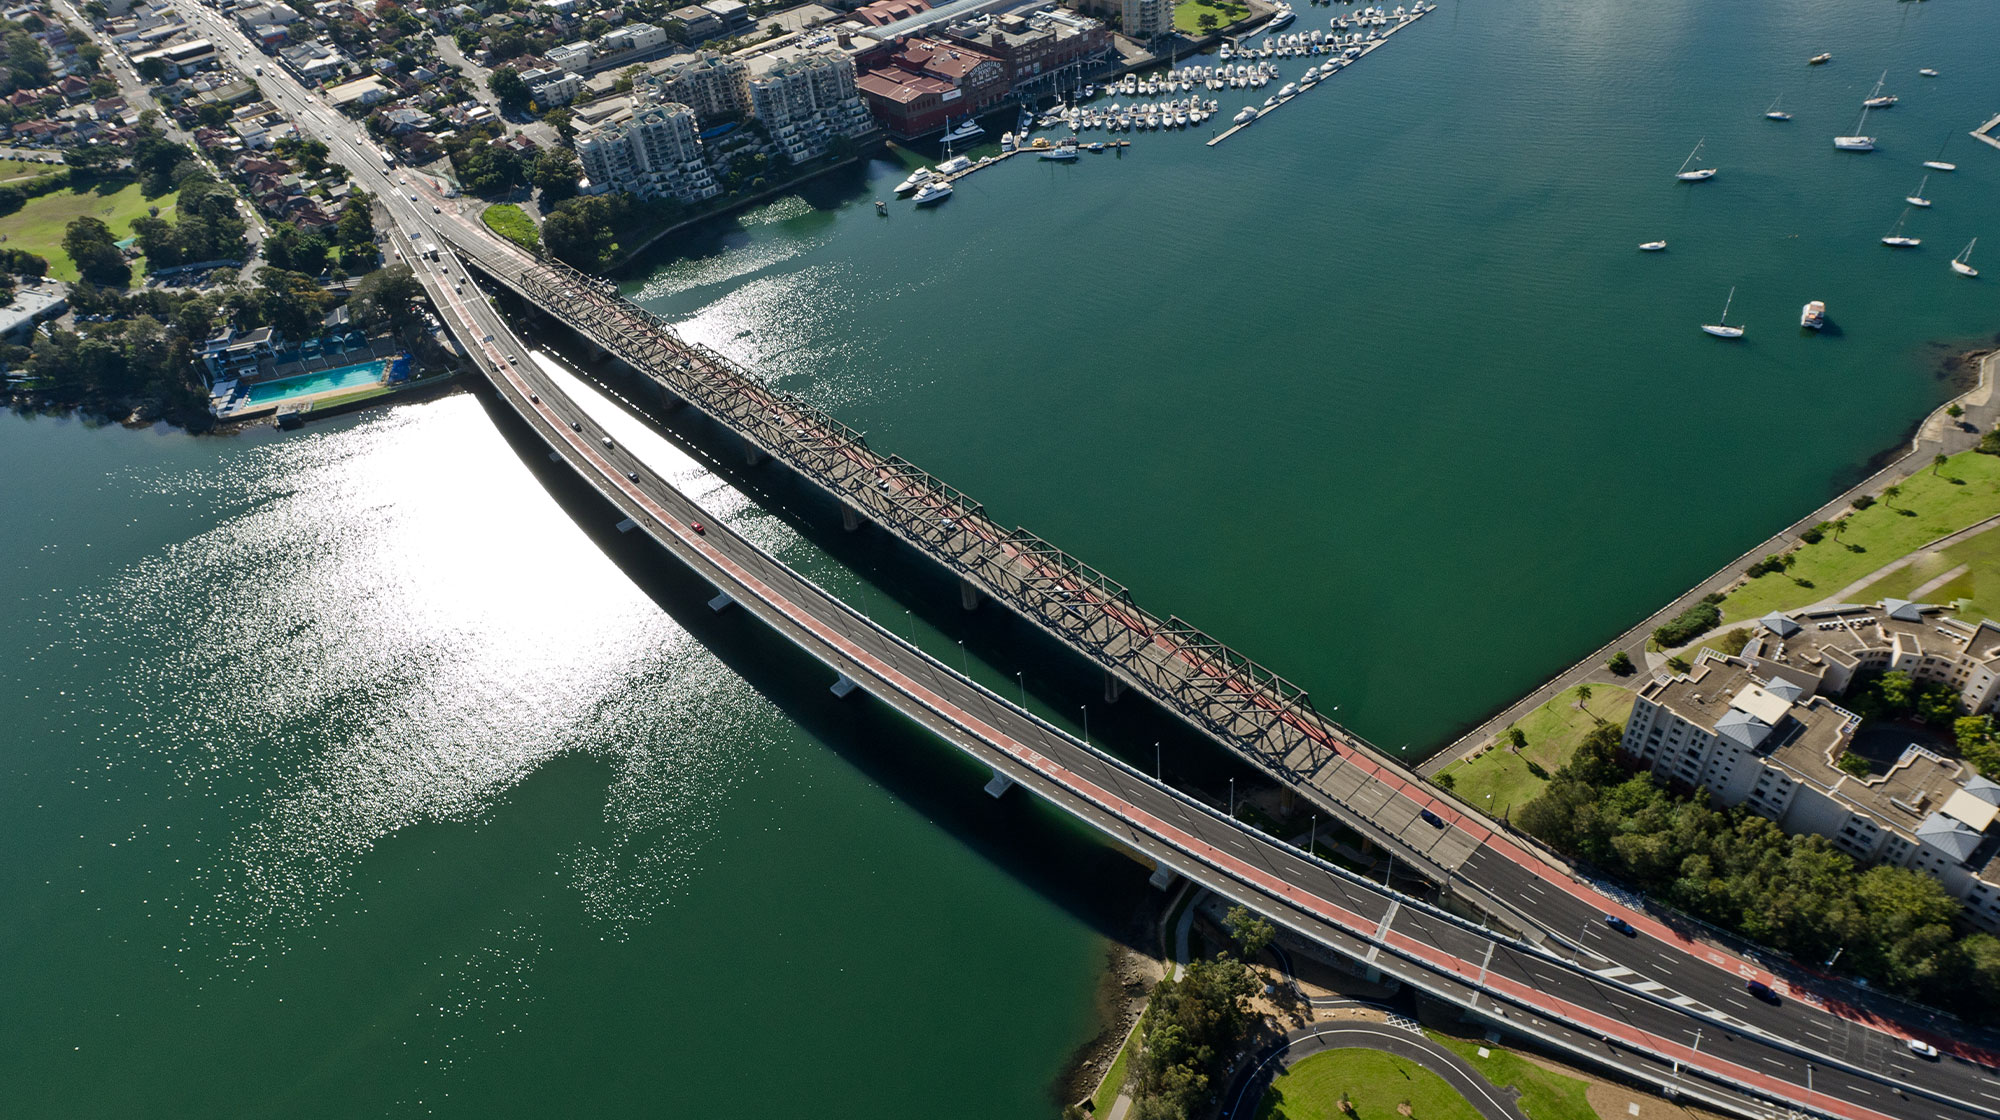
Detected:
[1207,7,1429,147]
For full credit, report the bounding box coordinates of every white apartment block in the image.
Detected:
[1623,652,2000,930]
[745,51,875,164]
[574,100,721,203]
[1121,0,1169,42]
[642,50,750,124]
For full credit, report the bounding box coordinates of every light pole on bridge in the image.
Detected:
[1016,671,1025,708]
[1080,704,1089,747]
[1228,777,1235,819]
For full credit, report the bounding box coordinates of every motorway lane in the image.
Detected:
[158,9,2000,1118]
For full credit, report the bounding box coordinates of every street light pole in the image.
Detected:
[1228,777,1235,818]
[1080,704,1089,746]
[1154,742,1161,781]
[1309,814,1317,855]
[1016,671,1025,708]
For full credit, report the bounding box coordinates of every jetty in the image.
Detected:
[1207,3,1431,147]
[1972,113,2000,153]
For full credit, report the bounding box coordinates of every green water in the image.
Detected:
[0,403,1124,1116]
[7,0,2000,1114]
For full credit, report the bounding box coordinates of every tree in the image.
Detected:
[348,263,426,332]
[1197,11,1219,32]
[488,65,529,110]
[1131,956,1259,1120]
[1508,726,1527,751]
[1948,404,1965,419]
[1935,453,1949,475]
[1984,428,2000,457]
[1852,494,1876,511]
[136,55,166,82]
[1223,904,1275,961]
[1883,484,1902,509]
[530,147,581,202]
[62,215,128,285]
[1574,684,1593,711]
[1608,651,1635,676]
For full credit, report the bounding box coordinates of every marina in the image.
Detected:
[1973,113,2000,153]
[1206,3,1432,146]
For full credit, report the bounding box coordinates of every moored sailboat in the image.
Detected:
[1905,175,1931,208]
[1953,239,1980,278]
[1834,107,1875,151]
[1765,95,1791,121]
[1702,287,1744,338]
[1881,208,1921,248]
[1675,138,1717,181]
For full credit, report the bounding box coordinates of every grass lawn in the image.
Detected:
[1257,1047,1484,1120]
[1093,1029,1138,1116]
[1716,450,2000,624]
[482,202,540,253]
[1174,0,1250,34]
[1850,521,2000,622]
[1425,1032,1598,1120]
[0,158,58,182]
[1435,685,1633,818]
[0,176,176,282]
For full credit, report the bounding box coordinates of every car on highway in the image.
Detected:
[1419,808,1445,829]
[433,205,441,213]
[690,522,706,535]
[1908,1038,1940,1059]
[1745,980,1780,1005]
[626,471,638,482]
[1603,915,1637,937]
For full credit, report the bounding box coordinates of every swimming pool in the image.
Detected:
[242,360,387,406]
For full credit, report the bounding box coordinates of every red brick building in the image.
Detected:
[854,38,1006,140]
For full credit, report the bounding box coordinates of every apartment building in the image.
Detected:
[574,98,720,203]
[745,50,875,163]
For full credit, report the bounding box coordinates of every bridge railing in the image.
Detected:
[473,243,1361,784]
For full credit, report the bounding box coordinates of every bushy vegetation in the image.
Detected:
[541,190,678,271]
[1518,724,2000,1016]
[1130,955,1260,1120]
[481,202,539,253]
[130,171,248,268]
[1653,593,1723,648]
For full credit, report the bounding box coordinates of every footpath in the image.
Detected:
[1421,348,2000,777]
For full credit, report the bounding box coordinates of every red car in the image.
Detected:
[690,522,706,535]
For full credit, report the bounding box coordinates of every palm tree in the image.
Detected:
[1575,684,1593,715]
[1934,453,1948,476]
[1884,484,1902,509]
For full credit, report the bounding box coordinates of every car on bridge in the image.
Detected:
[1603,915,1637,937]
[1746,980,1781,1005]
[1418,809,1445,829]
[1908,1038,1940,1060]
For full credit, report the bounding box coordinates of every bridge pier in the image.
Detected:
[744,443,768,467]
[829,673,860,698]
[658,385,685,411]
[841,505,861,532]
[984,770,1015,798]
[707,591,735,612]
[1104,670,1127,703]
[959,578,979,611]
[1148,864,1178,890]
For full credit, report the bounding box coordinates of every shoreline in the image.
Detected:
[1418,341,2000,777]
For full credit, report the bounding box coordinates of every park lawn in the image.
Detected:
[1850,522,2000,623]
[1092,1029,1138,1116]
[0,176,176,282]
[482,202,540,253]
[0,158,57,182]
[1425,1032,1598,1120]
[1257,1047,1483,1120]
[1174,0,1250,34]
[1435,685,1633,819]
[1716,449,2000,624]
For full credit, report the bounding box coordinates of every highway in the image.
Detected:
[158,7,2000,1119]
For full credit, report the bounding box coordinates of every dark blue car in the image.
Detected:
[1603,915,1637,936]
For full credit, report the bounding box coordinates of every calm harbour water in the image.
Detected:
[6,0,1999,1114]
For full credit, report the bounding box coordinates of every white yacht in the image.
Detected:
[1234,106,1258,124]
[1905,175,1931,208]
[1833,108,1875,151]
[1861,72,1897,109]
[1675,138,1717,181]
[942,115,985,143]
[1924,136,1956,171]
[1952,239,1979,277]
[1881,208,1920,247]
[911,180,952,205]
[1801,301,1826,331]
[935,155,972,175]
[893,167,933,194]
[1638,240,1667,252]
[1267,3,1295,31]
[1701,287,1744,338]
[1920,68,1939,77]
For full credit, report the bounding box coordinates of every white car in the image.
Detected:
[1908,1039,1940,1059]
